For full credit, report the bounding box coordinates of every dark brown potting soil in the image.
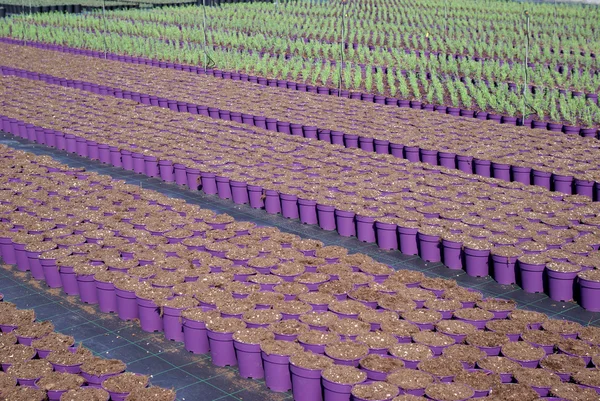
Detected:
[359,354,404,373]
[356,332,399,349]
[424,299,462,312]
[442,345,487,364]
[294,272,329,284]
[0,344,36,364]
[420,278,457,292]
[36,371,86,391]
[316,263,353,277]
[6,358,53,379]
[476,357,521,374]
[318,280,354,295]
[454,370,501,391]
[501,342,545,361]
[572,369,600,387]
[289,351,334,370]
[578,326,600,345]
[46,347,93,366]
[274,300,312,315]
[378,295,417,313]
[297,330,340,345]
[442,287,483,303]
[358,310,398,325]
[80,357,126,376]
[391,396,426,401]
[32,332,74,352]
[13,320,54,339]
[417,357,464,377]
[453,308,494,321]
[0,371,16,394]
[476,299,516,312]
[102,372,149,393]
[412,331,455,347]
[424,383,475,401]
[0,331,17,348]
[321,365,366,384]
[513,367,561,388]
[299,311,338,327]
[247,292,285,306]
[507,309,548,326]
[274,282,309,296]
[232,328,274,344]
[206,317,247,333]
[351,382,399,401]
[348,288,382,304]
[486,320,527,336]
[330,319,371,336]
[380,320,420,336]
[388,270,425,285]
[388,343,433,361]
[269,320,309,335]
[465,331,510,348]
[216,298,256,315]
[520,329,562,347]
[539,353,587,374]
[542,319,583,335]
[159,296,198,309]
[124,387,176,401]
[260,339,303,356]
[435,320,478,335]
[297,292,335,305]
[403,288,437,302]
[402,309,442,324]
[242,310,282,325]
[559,338,600,357]
[325,341,369,360]
[0,309,35,327]
[549,382,599,401]
[180,308,220,323]
[2,386,47,401]
[329,300,368,315]
[386,368,434,390]
[485,383,540,401]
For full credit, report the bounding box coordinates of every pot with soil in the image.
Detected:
[542,319,582,340]
[388,343,433,369]
[329,319,371,342]
[351,381,400,401]
[101,372,149,401]
[424,299,462,320]
[321,364,367,401]
[466,331,510,356]
[412,331,455,356]
[2,386,48,401]
[401,309,442,331]
[572,369,600,395]
[289,351,334,401]
[577,270,600,312]
[160,296,199,342]
[517,254,550,294]
[359,354,404,381]
[386,368,434,397]
[453,308,494,330]
[417,357,465,382]
[549,382,599,401]
[298,330,340,354]
[32,332,74,358]
[358,310,399,332]
[6,358,53,386]
[297,292,336,313]
[80,357,126,387]
[0,343,35,371]
[181,308,220,354]
[501,341,546,368]
[435,320,478,344]
[423,383,475,401]
[462,239,492,277]
[47,348,92,373]
[135,287,172,333]
[74,264,108,304]
[325,341,370,367]
[114,277,146,321]
[513,367,561,397]
[476,298,517,319]
[508,309,548,330]
[545,262,581,302]
[232,328,275,379]
[557,338,600,365]
[299,311,339,332]
[260,339,304,392]
[486,320,527,342]
[453,369,501,397]
[14,320,54,346]
[205,317,247,367]
[520,330,562,356]
[476,357,521,383]
[491,246,523,285]
[441,344,487,369]
[37,372,86,401]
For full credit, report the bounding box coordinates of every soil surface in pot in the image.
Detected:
[351,381,399,401]
[417,357,464,377]
[6,358,53,379]
[124,387,176,401]
[453,370,501,391]
[36,371,86,391]
[424,383,475,401]
[102,372,149,393]
[81,358,127,376]
[289,351,333,370]
[359,354,404,372]
[386,369,434,390]
[321,365,366,384]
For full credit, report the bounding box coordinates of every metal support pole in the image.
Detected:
[101,0,109,59]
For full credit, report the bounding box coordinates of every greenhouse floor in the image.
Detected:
[1,132,599,401]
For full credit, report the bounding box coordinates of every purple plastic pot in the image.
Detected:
[81,371,122,388]
[398,226,419,255]
[95,279,117,313]
[322,376,365,401]
[247,185,264,209]
[262,352,293,392]
[76,274,98,304]
[40,259,62,288]
[464,248,490,277]
[418,233,442,263]
[442,239,463,270]
[356,215,376,243]
[518,261,545,293]
[298,198,318,225]
[578,276,600,311]
[335,209,356,237]
[317,204,336,231]
[264,190,281,215]
[115,288,138,321]
[491,255,519,285]
[26,250,46,280]
[59,266,79,296]
[230,181,249,205]
[207,330,237,367]
[290,362,326,401]
[182,317,210,354]
[546,268,580,302]
[375,221,398,250]
[137,297,163,332]
[234,341,264,379]
[511,166,532,185]
[280,193,299,219]
[163,305,187,342]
